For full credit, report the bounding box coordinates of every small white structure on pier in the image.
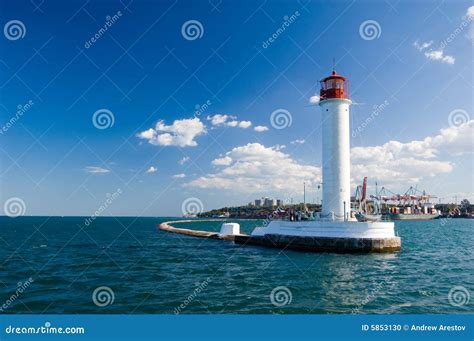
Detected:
[219,223,240,237]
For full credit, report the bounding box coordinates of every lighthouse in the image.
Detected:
[241,68,401,253]
[319,70,352,221]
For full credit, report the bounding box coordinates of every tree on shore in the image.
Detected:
[460,199,471,214]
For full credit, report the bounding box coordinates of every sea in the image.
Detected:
[0,216,472,314]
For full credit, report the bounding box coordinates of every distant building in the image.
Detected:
[264,198,276,207]
[253,197,282,207]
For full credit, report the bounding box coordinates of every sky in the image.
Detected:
[0,0,473,217]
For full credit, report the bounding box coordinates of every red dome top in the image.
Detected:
[320,70,349,100]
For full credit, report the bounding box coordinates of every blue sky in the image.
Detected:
[1,0,473,216]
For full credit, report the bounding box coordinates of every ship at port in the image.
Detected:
[378,186,440,220]
[355,178,440,221]
[385,203,439,221]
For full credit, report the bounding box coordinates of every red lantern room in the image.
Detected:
[319,70,350,101]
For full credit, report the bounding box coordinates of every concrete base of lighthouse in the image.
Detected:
[235,221,401,253]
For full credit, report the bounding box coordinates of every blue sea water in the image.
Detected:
[0,216,472,314]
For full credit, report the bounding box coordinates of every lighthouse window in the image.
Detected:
[325,79,344,89]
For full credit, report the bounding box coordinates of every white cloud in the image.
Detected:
[351,120,473,184]
[413,40,433,51]
[137,118,206,147]
[239,120,252,128]
[227,120,238,127]
[85,166,110,174]
[207,114,252,129]
[467,6,474,18]
[291,139,305,145]
[207,114,234,126]
[179,156,190,165]
[309,95,320,104]
[212,156,233,166]
[137,129,155,140]
[424,49,455,64]
[433,120,474,155]
[187,121,473,194]
[146,166,158,173]
[413,40,455,64]
[187,143,321,193]
[254,125,269,132]
[466,6,474,41]
[352,158,453,184]
[173,173,186,178]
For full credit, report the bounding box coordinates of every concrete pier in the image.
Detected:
[158,220,401,253]
[234,234,401,253]
[158,220,237,241]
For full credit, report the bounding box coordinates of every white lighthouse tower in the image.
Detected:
[245,68,401,253]
[319,70,352,221]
